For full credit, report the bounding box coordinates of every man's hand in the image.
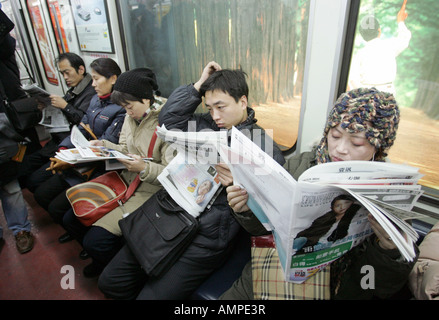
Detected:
[194,61,222,92]
[215,163,233,187]
[50,94,68,109]
[226,185,250,213]
[397,0,408,23]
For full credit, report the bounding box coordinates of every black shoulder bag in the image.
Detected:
[119,188,199,278]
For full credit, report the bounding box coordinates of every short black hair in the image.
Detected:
[55,52,87,74]
[199,69,249,103]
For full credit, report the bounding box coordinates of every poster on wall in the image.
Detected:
[27,0,59,85]
[47,0,70,53]
[69,0,114,53]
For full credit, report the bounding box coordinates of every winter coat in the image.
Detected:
[159,84,286,259]
[93,97,173,235]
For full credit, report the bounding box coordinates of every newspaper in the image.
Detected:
[54,125,135,164]
[157,125,227,217]
[219,127,424,283]
[22,83,70,133]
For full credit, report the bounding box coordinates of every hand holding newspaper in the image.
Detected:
[219,127,423,283]
[22,83,70,132]
[54,125,133,164]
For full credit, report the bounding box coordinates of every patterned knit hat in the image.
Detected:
[315,87,400,163]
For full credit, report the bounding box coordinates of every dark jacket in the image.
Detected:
[59,94,125,148]
[159,84,286,258]
[0,27,40,185]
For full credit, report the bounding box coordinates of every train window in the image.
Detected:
[346,0,439,194]
[117,0,310,150]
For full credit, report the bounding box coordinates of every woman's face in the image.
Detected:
[122,99,150,120]
[332,199,353,216]
[327,124,376,162]
[198,180,212,196]
[91,69,117,96]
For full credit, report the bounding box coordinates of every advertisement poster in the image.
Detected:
[70,0,114,53]
[27,0,59,85]
[47,0,69,53]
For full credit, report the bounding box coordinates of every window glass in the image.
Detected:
[347,0,439,192]
[118,0,310,149]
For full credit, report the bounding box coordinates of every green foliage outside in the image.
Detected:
[353,0,439,118]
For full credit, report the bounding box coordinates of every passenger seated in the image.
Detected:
[222,87,419,300]
[97,61,285,299]
[19,52,95,192]
[62,68,172,277]
[33,58,125,238]
[409,221,439,300]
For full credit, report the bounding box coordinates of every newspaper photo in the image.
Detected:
[158,152,222,218]
[220,127,423,283]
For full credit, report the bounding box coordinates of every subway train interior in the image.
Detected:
[1,0,439,303]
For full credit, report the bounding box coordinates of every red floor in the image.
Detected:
[0,189,107,300]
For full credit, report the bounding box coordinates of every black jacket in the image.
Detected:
[159,84,285,258]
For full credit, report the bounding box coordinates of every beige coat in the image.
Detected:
[93,97,174,235]
[409,221,439,300]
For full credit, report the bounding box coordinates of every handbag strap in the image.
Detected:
[80,122,98,140]
[121,128,159,202]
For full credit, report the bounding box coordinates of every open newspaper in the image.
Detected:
[219,127,424,283]
[54,125,134,164]
[22,83,70,132]
[156,125,227,217]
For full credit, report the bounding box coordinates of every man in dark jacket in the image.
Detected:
[19,53,95,192]
[98,61,285,299]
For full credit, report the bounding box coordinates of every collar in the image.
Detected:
[72,73,92,96]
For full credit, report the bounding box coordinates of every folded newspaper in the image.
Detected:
[157,125,227,217]
[22,83,70,133]
[219,127,424,283]
[54,125,133,164]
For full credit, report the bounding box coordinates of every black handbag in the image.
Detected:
[3,97,41,132]
[119,189,199,278]
[0,79,41,133]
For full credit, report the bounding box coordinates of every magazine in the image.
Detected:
[156,125,228,217]
[22,83,70,132]
[219,127,424,283]
[54,125,135,164]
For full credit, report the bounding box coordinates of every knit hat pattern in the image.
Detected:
[316,87,400,163]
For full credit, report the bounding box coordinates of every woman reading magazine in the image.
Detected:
[222,87,419,300]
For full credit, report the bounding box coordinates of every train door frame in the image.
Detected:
[295,0,351,156]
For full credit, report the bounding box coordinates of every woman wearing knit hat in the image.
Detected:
[62,68,174,278]
[223,87,418,300]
